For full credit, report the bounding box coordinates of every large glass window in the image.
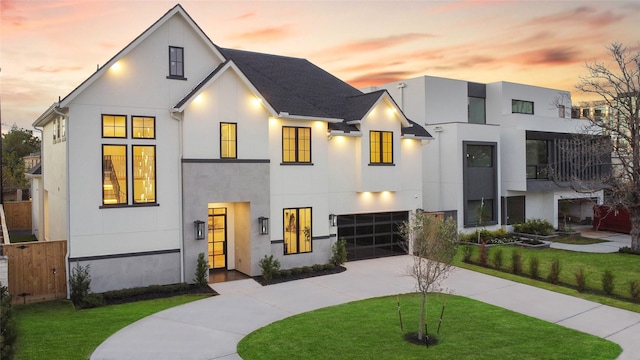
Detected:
[132,116,155,139]
[465,199,494,226]
[169,46,184,78]
[370,130,393,164]
[282,126,311,163]
[512,99,534,114]
[132,146,156,204]
[468,97,486,124]
[466,145,493,167]
[284,207,312,254]
[526,139,549,179]
[102,115,127,138]
[220,123,237,159]
[102,145,127,205]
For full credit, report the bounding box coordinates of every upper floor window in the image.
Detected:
[282,126,311,163]
[558,105,566,118]
[370,130,393,164]
[512,99,534,115]
[468,97,486,124]
[526,139,549,179]
[466,144,493,167]
[220,123,237,159]
[132,116,155,139]
[102,145,128,205]
[133,145,156,203]
[284,207,312,254]
[102,114,127,138]
[168,46,185,79]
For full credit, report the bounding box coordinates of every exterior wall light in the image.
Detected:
[258,217,269,235]
[329,214,338,227]
[194,220,205,240]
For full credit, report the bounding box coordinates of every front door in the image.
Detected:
[208,208,227,269]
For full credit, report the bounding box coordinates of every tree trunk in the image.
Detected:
[419,293,426,340]
[630,207,640,252]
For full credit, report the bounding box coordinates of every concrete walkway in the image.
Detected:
[550,225,631,253]
[91,254,640,360]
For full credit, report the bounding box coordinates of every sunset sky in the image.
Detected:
[1,0,639,131]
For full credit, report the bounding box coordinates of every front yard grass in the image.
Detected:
[455,246,640,312]
[238,293,621,360]
[14,294,208,360]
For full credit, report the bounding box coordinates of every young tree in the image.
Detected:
[399,212,458,341]
[2,125,41,189]
[576,42,640,251]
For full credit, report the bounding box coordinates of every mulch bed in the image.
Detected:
[254,266,347,286]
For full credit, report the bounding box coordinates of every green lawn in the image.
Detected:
[455,245,640,312]
[238,293,621,360]
[14,295,208,360]
[553,235,608,245]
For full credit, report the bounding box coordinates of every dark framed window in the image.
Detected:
[132,116,155,139]
[468,97,486,124]
[465,199,494,226]
[220,123,237,159]
[370,130,393,164]
[466,145,493,167]
[168,46,184,79]
[132,145,156,204]
[282,126,311,163]
[526,139,549,179]
[284,207,312,254]
[512,99,534,114]
[102,145,128,205]
[102,114,127,138]
[558,105,566,118]
[502,196,525,225]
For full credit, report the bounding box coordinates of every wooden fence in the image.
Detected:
[2,240,67,304]
[4,201,32,231]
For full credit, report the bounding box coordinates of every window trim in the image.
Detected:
[131,116,156,140]
[167,46,186,80]
[220,122,237,159]
[281,126,312,164]
[369,130,394,165]
[283,207,312,255]
[132,145,157,204]
[102,144,128,206]
[102,114,128,139]
[512,99,534,115]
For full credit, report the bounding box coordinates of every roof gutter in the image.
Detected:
[278,112,342,123]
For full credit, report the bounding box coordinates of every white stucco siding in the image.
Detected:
[182,70,270,159]
[500,127,527,192]
[67,104,181,258]
[72,14,221,111]
[424,76,467,124]
[41,121,67,241]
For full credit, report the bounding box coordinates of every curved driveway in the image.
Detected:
[91,254,640,360]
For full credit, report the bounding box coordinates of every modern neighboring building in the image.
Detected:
[367,76,608,231]
[32,5,431,292]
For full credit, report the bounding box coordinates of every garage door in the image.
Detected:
[337,211,408,261]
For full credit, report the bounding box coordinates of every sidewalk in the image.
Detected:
[90,255,640,360]
[550,225,631,253]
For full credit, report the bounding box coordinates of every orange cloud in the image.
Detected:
[232,11,256,20]
[527,6,625,27]
[325,33,436,54]
[231,26,293,42]
[347,71,417,88]
[506,47,583,66]
[28,65,84,73]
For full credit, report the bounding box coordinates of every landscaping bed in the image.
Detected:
[255,265,346,286]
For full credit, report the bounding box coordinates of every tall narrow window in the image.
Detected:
[220,123,237,159]
[468,97,486,124]
[103,145,127,205]
[282,126,311,163]
[132,116,155,139]
[132,145,156,203]
[370,130,393,164]
[512,99,534,114]
[102,114,127,138]
[526,139,549,179]
[168,46,184,78]
[284,207,312,254]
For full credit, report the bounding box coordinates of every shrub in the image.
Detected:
[513,219,555,236]
[459,229,516,244]
[1,283,17,360]
[575,268,587,293]
[330,239,348,266]
[477,242,489,267]
[511,250,523,275]
[602,270,615,295]
[69,262,92,307]
[547,258,562,284]
[193,252,209,288]
[630,280,640,303]
[619,246,640,255]
[491,248,503,269]
[302,266,313,273]
[529,256,540,279]
[102,283,190,304]
[279,269,292,278]
[323,263,335,271]
[462,246,473,263]
[290,267,302,276]
[312,264,324,272]
[259,255,281,282]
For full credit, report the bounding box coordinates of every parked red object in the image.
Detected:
[593,205,631,234]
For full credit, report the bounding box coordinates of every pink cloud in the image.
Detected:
[231,26,293,42]
[232,11,256,20]
[506,47,583,66]
[320,33,436,57]
[347,71,417,88]
[27,65,84,73]
[527,6,625,27]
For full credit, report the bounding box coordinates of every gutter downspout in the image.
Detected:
[170,110,185,284]
[52,106,70,298]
